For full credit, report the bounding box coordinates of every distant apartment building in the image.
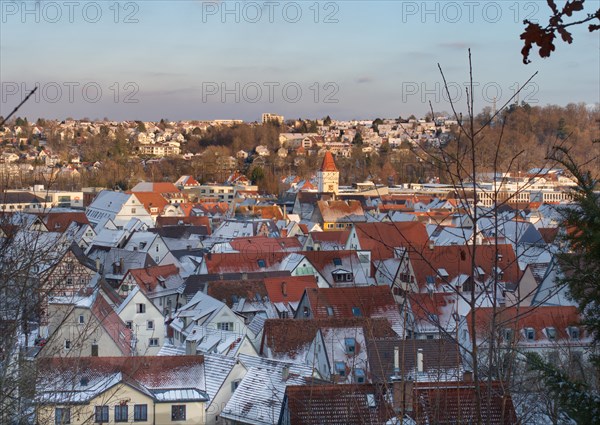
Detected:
[262,113,284,125]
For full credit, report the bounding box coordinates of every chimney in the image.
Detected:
[463,370,473,382]
[281,281,287,297]
[417,348,424,373]
[119,257,125,274]
[394,346,400,375]
[391,377,413,414]
[95,257,101,274]
[281,228,288,238]
[282,365,290,381]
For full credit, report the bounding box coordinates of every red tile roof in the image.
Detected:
[413,381,518,424]
[354,222,430,260]
[126,264,180,293]
[91,295,133,355]
[409,244,521,289]
[468,305,582,342]
[229,236,302,254]
[131,191,169,214]
[156,215,211,231]
[263,275,318,304]
[39,355,205,388]
[303,286,397,319]
[309,230,350,245]
[43,212,89,233]
[285,383,392,425]
[203,251,288,274]
[207,279,267,306]
[316,200,364,223]
[261,317,395,358]
[320,151,338,172]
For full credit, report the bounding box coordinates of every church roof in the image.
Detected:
[320,151,338,172]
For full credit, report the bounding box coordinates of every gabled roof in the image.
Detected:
[130,182,181,194]
[221,354,315,425]
[263,275,318,304]
[285,384,392,425]
[90,294,133,355]
[409,244,521,289]
[468,305,583,343]
[203,251,289,274]
[315,200,365,223]
[43,212,90,233]
[353,222,430,260]
[412,381,518,425]
[308,230,350,247]
[156,215,211,229]
[261,317,395,361]
[126,264,180,293]
[367,337,462,383]
[320,150,338,172]
[207,279,267,307]
[36,355,208,404]
[229,235,302,253]
[301,286,403,335]
[130,191,169,214]
[303,286,397,319]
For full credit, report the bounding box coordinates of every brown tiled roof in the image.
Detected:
[468,305,582,342]
[354,222,430,260]
[204,251,288,274]
[207,279,267,306]
[309,230,350,245]
[538,227,559,244]
[316,200,364,223]
[39,355,204,388]
[304,286,397,319]
[229,236,301,254]
[301,250,362,273]
[412,381,518,424]
[367,337,462,383]
[43,212,89,233]
[263,275,318,304]
[261,318,395,358]
[409,244,521,289]
[131,192,169,214]
[156,215,211,230]
[127,264,180,293]
[252,205,284,220]
[91,295,133,356]
[285,383,392,425]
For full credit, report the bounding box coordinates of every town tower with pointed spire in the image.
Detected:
[317,151,339,195]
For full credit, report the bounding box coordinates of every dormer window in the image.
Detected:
[257,259,266,268]
[333,258,342,266]
[525,328,535,341]
[546,327,557,340]
[335,361,346,377]
[503,328,514,342]
[354,368,366,384]
[475,267,485,278]
[352,307,362,317]
[568,326,580,340]
[345,337,356,354]
[326,306,334,316]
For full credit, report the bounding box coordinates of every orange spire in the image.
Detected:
[320,151,338,172]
